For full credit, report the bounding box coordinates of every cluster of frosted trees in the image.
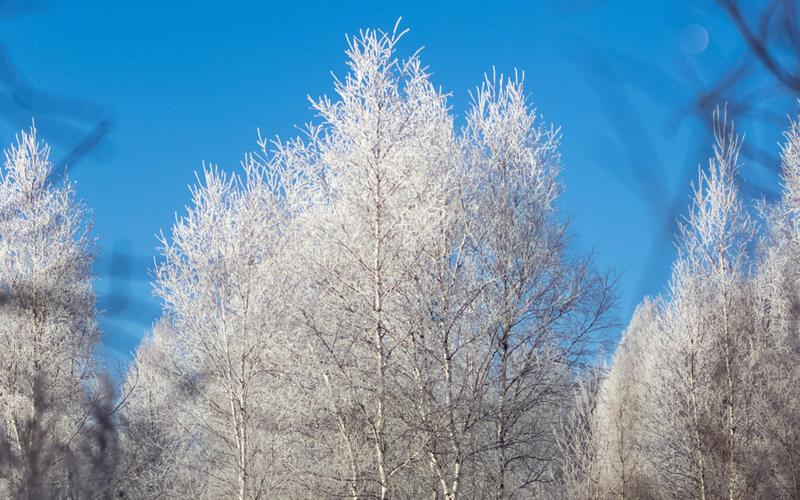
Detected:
[560,114,800,500]
[114,27,612,499]
[1,24,797,500]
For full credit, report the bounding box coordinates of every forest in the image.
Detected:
[1,23,799,500]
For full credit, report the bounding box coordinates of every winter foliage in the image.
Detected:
[2,22,800,500]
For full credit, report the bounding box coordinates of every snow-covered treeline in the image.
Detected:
[1,23,798,500]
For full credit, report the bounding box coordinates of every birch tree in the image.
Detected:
[624,113,757,500]
[284,24,459,498]
[592,299,659,499]
[464,73,615,499]
[554,373,604,500]
[118,320,209,498]
[0,127,105,497]
[750,113,800,499]
[145,158,300,500]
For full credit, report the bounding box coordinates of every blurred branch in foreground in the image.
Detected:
[559,0,800,304]
[0,0,114,183]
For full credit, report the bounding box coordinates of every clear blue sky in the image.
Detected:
[0,0,783,362]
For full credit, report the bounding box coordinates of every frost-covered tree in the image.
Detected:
[554,301,659,500]
[554,372,604,500]
[658,115,755,499]
[277,28,615,498]
[584,112,767,500]
[464,73,614,499]
[127,159,303,500]
[599,115,757,500]
[118,320,208,498]
[0,127,107,497]
[283,24,460,498]
[591,299,659,499]
[749,113,800,499]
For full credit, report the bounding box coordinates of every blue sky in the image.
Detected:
[0,0,785,362]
